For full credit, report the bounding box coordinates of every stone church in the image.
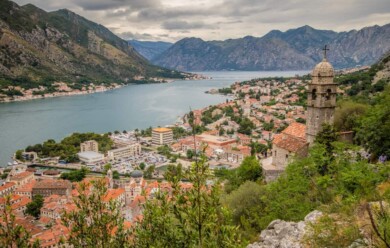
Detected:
[263,49,337,182]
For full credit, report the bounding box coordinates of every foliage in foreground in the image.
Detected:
[61,179,131,247]
[223,140,390,242]
[0,196,39,247]
[134,155,242,248]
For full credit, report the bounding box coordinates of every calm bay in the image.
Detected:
[0,71,308,166]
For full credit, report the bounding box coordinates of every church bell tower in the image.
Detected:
[306,46,337,145]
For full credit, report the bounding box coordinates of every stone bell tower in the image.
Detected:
[306,46,337,145]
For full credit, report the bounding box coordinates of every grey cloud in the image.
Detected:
[12,0,390,42]
[162,20,213,30]
[75,0,161,11]
[119,31,155,40]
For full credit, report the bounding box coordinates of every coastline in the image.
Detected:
[0,74,209,104]
[0,84,124,104]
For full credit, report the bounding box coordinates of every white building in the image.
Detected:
[107,144,142,160]
[77,151,104,164]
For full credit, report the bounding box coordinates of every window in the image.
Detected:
[311,89,317,100]
[325,89,331,100]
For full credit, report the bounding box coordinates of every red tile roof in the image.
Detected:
[273,133,308,153]
[10,171,34,181]
[281,122,306,140]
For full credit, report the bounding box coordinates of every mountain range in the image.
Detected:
[128,40,172,61]
[0,0,183,88]
[151,24,390,71]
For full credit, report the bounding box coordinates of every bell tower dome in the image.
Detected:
[306,45,337,145]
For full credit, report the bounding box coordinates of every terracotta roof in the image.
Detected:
[281,122,306,140]
[15,180,36,193]
[103,188,125,202]
[33,179,71,189]
[11,196,31,210]
[153,127,172,133]
[10,171,34,181]
[0,182,16,191]
[273,133,308,153]
[0,194,22,204]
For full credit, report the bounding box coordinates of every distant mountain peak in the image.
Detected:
[152,23,390,71]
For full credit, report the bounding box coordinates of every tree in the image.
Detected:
[61,179,131,247]
[26,195,44,218]
[60,167,88,182]
[222,181,266,240]
[186,149,194,160]
[133,155,242,248]
[0,196,40,247]
[103,163,112,174]
[224,156,263,193]
[356,87,390,159]
[334,101,367,131]
[15,150,23,160]
[139,162,146,170]
[144,165,155,179]
[237,156,262,183]
[238,118,255,135]
[164,164,183,182]
[249,142,268,156]
[113,170,120,179]
[315,124,338,155]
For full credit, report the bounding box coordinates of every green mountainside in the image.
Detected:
[0,0,184,91]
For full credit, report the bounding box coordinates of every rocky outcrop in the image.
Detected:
[153,24,390,71]
[247,210,323,248]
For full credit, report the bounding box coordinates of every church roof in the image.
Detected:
[273,122,308,153]
[281,122,306,140]
[312,58,334,77]
[273,133,308,153]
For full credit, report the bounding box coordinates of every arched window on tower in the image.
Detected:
[325,89,331,100]
[311,89,317,101]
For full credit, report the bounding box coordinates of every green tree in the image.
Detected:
[356,87,390,158]
[164,163,184,182]
[15,150,23,160]
[103,163,112,174]
[60,167,88,182]
[134,155,242,248]
[139,162,146,170]
[224,156,263,193]
[186,149,195,159]
[222,181,266,241]
[238,118,255,135]
[144,165,155,179]
[113,170,120,179]
[61,179,131,247]
[334,101,367,131]
[25,194,44,218]
[237,156,262,183]
[0,195,40,247]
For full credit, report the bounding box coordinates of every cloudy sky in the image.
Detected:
[13,0,390,42]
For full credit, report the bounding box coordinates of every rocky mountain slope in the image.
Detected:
[153,24,390,71]
[0,0,183,88]
[128,40,172,61]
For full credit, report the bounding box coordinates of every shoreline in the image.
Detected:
[0,84,124,104]
[0,74,209,104]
